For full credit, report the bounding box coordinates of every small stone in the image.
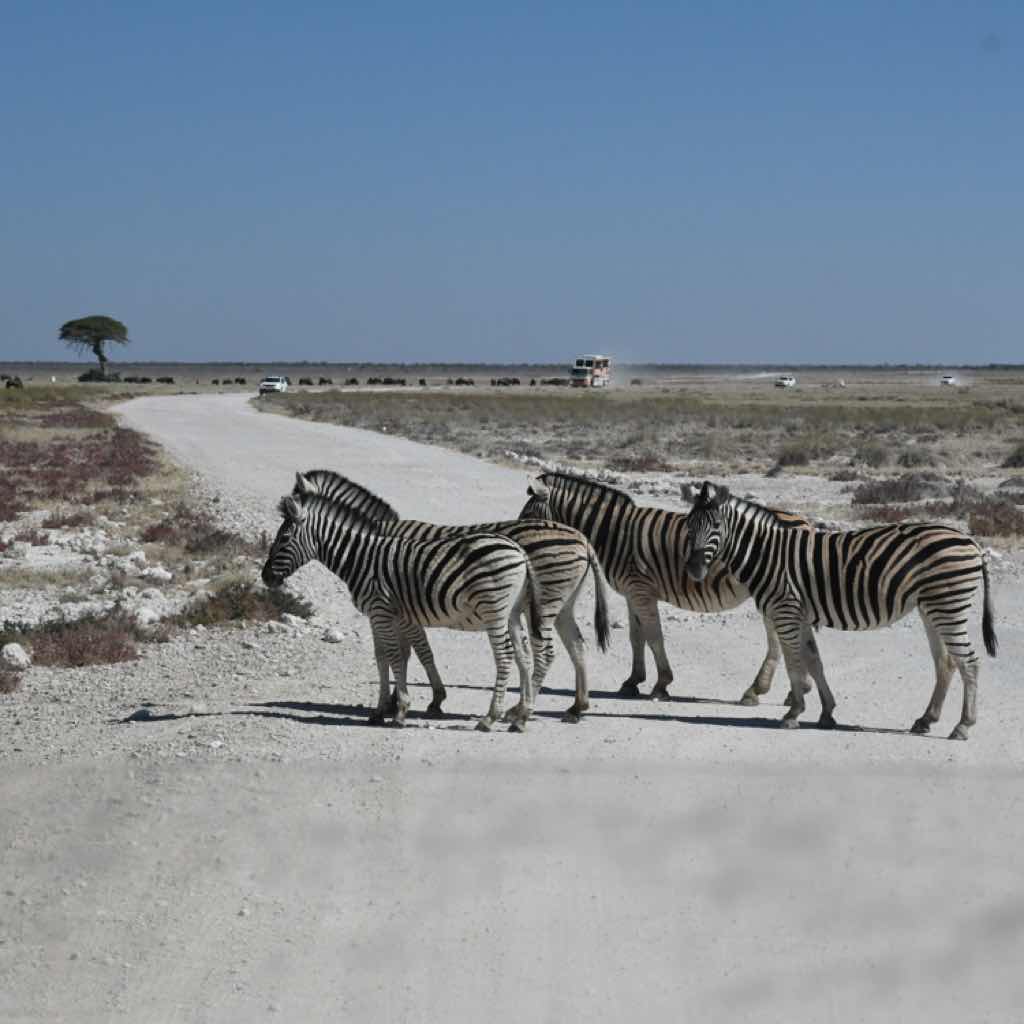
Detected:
[280,613,306,629]
[140,566,173,583]
[134,607,161,628]
[265,621,289,634]
[1,643,31,670]
[322,628,344,643]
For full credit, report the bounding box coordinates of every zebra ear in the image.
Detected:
[713,485,730,507]
[294,472,314,496]
[697,481,713,506]
[528,480,550,500]
[278,494,307,522]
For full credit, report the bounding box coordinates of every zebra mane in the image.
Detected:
[289,489,388,533]
[729,494,813,530]
[537,471,636,508]
[295,469,400,522]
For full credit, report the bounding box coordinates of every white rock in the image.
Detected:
[1,643,31,670]
[322,628,344,643]
[265,620,289,634]
[140,566,173,583]
[280,613,306,629]
[134,607,161,627]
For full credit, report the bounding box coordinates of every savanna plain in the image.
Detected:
[2,365,1023,1023]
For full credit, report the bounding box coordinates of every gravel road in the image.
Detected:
[3,393,1022,1023]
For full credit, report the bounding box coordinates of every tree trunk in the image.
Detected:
[92,341,107,378]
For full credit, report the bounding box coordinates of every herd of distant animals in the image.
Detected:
[261,470,997,741]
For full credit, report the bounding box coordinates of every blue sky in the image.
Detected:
[2,2,1021,364]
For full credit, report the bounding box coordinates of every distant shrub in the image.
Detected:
[828,468,862,482]
[851,473,949,505]
[0,668,21,694]
[854,442,889,468]
[606,449,674,473]
[897,447,935,468]
[42,508,95,529]
[1002,442,1024,469]
[776,444,810,467]
[967,497,1024,537]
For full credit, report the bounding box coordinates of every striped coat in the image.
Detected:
[683,481,997,739]
[292,470,609,722]
[519,471,786,703]
[262,492,541,732]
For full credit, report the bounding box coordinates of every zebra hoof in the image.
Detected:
[617,682,642,699]
[818,713,837,730]
[508,720,526,734]
[368,711,387,726]
[502,703,526,723]
[910,717,931,735]
[948,725,969,741]
[562,708,582,724]
[425,703,446,720]
[778,717,800,730]
[739,692,760,707]
[385,693,399,716]
[475,718,493,733]
[650,685,671,702]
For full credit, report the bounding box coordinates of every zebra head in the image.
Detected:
[683,481,730,581]
[261,494,317,588]
[518,479,551,520]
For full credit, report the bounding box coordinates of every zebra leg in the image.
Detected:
[618,597,647,697]
[948,654,979,741]
[801,626,838,728]
[774,612,810,728]
[911,615,957,736]
[555,600,589,722]
[391,637,412,728]
[739,617,783,705]
[476,627,515,733]
[404,623,448,718]
[504,621,553,724]
[504,614,535,732]
[636,597,674,700]
[368,625,392,726]
[385,632,412,717]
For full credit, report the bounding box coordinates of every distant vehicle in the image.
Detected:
[775,374,797,388]
[259,375,289,395]
[940,375,958,386]
[570,354,611,388]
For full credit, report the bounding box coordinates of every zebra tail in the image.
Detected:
[982,557,998,658]
[588,545,611,653]
[525,563,544,643]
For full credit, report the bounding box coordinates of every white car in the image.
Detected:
[258,376,289,395]
[774,375,797,388]
[940,375,958,387]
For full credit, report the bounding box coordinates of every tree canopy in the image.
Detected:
[58,315,130,372]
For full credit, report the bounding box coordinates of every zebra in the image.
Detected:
[262,491,542,732]
[519,471,785,703]
[291,470,611,722]
[681,481,998,739]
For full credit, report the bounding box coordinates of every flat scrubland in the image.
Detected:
[0,385,308,691]
[259,369,1024,542]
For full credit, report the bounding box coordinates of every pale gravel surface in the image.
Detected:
[2,393,1022,1023]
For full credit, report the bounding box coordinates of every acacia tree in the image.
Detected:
[58,315,130,376]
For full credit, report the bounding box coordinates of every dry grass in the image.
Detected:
[1,610,144,668]
[172,581,312,629]
[259,386,1017,476]
[0,668,21,694]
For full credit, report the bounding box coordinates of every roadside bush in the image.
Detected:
[42,508,95,529]
[173,581,312,629]
[0,668,21,694]
[606,449,674,473]
[852,473,950,505]
[897,447,935,468]
[776,444,810,467]
[968,498,1024,537]
[854,442,889,468]
[1002,442,1024,469]
[6,610,143,668]
[141,504,264,557]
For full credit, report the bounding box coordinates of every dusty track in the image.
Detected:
[2,393,1022,1022]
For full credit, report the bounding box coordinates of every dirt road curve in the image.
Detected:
[3,394,1022,1023]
